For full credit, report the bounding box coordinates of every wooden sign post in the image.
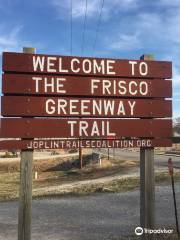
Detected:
[140,54,155,240]
[18,47,35,240]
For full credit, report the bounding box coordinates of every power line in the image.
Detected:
[81,0,88,56]
[70,0,73,55]
[92,0,105,56]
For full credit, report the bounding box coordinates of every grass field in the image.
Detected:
[0,152,179,201]
[0,166,180,201]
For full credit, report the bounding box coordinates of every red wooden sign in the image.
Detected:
[3,52,172,78]
[1,96,172,118]
[0,139,172,150]
[0,118,172,138]
[2,74,172,97]
[0,52,173,149]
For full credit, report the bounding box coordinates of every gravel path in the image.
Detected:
[33,167,169,197]
[33,168,140,196]
[0,184,179,240]
[98,149,180,168]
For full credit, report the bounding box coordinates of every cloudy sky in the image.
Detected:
[0,0,179,117]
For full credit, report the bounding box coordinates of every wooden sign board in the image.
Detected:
[0,118,172,138]
[0,52,173,149]
[3,52,172,78]
[2,74,172,98]
[1,97,172,118]
[0,139,172,150]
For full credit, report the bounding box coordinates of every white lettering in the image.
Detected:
[44,77,54,93]
[118,81,127,95]
[140,62,148,75]
[91,79,100,94]
[128,101,136,115]
[93,100,102,115]
[81,100,90,115]
[45,99,55,114]
[80,121,88,136]
[129,81,137,95]
[58,99,67,114]
[56,78,66,93]
[71,58,80,73]
[93,60,105,74]
[107,60,115,75]
[83,59,91,73]
[129,61,137,76]
[117,101,125,115]
[104,100,114,115]
[33,56,45,72]
[68,121,77,136]
[107,121,116,136]
[47,57,57,72]
[69,100,79,114]
[91,121,100,136]
[32,77,42,92]
[103,80,111,94]
[140,81,148,95]
[59,57,68,73]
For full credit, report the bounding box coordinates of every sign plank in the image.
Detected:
[1,96,172,118]
[2,74,172,98]
[2,52,172,78]
[0,139,172,150]
[0,118,172,138]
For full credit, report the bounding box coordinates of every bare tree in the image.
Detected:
[173,117,180,135]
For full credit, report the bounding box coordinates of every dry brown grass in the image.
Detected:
[0,153,179,201]
[0,170,180,201]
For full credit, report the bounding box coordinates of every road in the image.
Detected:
[0,184,179,240]
[97,149,180,169]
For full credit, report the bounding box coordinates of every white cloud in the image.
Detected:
[173,69,180,86]
[163,51,180,86]
[105,12,164,53]
[52,0,97,18]
[136,9,180,46]
[159,0,180,7]
[137,13,163,32]
[166,10,180,44]
[51,0,138,19]
[173,88,180,97]
[173,107,180,118]
[0,25,23,53]
[0,24,44,54]
[103,0,138,18]
[173,72,180,87]
[109,33,141,51]
[106,8,180,54]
